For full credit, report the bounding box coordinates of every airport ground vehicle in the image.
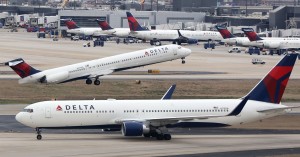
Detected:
[252,58,265,64]
[228,47,242,53]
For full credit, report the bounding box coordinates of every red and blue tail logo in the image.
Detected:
[5,58,41,78]
[126,12,147,31]
[63,19,80,30]
[96,20,113,30]
[246,53,298,104]
[242,28,263,41]
[215,25,235,39]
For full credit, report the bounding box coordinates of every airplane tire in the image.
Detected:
[143,133,151,138]
[86,79,92,85]
[182,60,186,64]
[156,134,164,140]
[94,80,101,85]
[163,134,171,140]
[37,135,42,140]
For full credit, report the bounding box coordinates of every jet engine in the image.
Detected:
[40,71,69,83]
[121,122,150,136]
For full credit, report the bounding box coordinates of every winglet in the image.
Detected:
[242,28,263,41]
[161,84,176,100]
[177,30,183,37]
[228,96,249,116]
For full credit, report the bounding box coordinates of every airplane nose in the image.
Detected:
[15,113,23,123]
[184,48,192,55]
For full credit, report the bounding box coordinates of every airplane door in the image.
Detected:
[45,107,51,118]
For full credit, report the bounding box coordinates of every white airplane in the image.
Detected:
[215,25,251,46]
[242,28,300,49]
[61,19,105,36]
[5,45,191,85]
[127,12,223,45]
[96,20,131,38]
[16,53,299,140]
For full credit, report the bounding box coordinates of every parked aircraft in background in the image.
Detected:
[127,12,223,45]
[16,53,299,140]
[61,19,104,36]
[242,28,300,49]
[215,25,251,46]
[96,20,131,38]
[5,45,191,85]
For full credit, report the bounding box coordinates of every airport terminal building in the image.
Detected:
[58,10,206,30]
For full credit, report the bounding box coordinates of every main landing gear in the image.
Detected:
[181,57,186,64]
[36,128,42,140]
[143,126,172,140]
[86,78,101,85]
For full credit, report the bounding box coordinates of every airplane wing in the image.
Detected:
[88,69,114,78]
[116,96,249,124]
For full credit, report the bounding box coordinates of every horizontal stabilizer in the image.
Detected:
[257,106,300,113]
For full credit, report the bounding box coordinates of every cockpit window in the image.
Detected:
[23,109,33,113]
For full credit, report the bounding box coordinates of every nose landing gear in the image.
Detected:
[181,57,186,64]
[36,128,42,140]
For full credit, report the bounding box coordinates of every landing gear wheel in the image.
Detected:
[150,40,154,45]
[143,133,151,138]
[182,60,186,64]
[156,134,164,140]
[36,128,42,140]
[163,134,171,140]
[86,79,92,85]
[94,79,101,85]
[37,134,42,140]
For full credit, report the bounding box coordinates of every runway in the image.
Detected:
[0,133,299,157]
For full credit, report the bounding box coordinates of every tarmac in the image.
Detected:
[0,30,300,157]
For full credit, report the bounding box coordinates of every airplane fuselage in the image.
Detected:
[16,99,288,129]
[131,30,223,41]
[18,45,191,84]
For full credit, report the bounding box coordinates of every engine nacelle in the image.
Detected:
[40,71,69,83]
[121,122,149,136]
[264,42,280,49]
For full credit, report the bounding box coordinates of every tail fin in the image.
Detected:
[96,20,113,30]
[61,19,80,30]
[242,28,263,41]
[215,25,235,39]
[126,12,147,31]
[245,53,298,104]
[5,58,40,78]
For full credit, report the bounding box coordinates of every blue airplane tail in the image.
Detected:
[245,53,298,104]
